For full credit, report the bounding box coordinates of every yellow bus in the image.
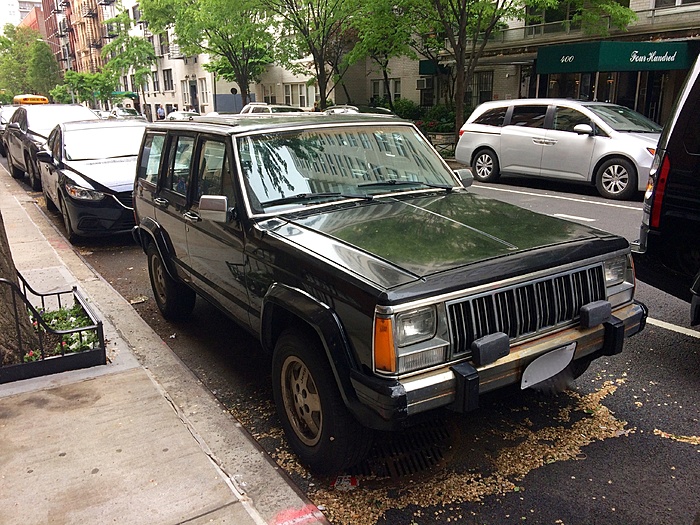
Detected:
[12,94,49,105]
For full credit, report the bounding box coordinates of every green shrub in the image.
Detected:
[391,98,422,120]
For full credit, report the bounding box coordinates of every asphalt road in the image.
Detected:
[7,160,699,525]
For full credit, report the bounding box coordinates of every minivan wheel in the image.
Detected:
[146,243,196,320]
[595,158,636,200]
[272,329,374,474]
[472,149,500,182]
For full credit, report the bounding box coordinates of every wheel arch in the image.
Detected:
[591,153,638,186]
[134,217,180,281]
[262,284,360,407]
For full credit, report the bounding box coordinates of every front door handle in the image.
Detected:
[153,197,168,207]
[183,211,200,222]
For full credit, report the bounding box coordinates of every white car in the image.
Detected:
[455,98,661,200]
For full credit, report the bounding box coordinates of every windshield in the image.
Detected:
[64,125,145,161]
[118,108,140,116]
[586,104,662,133]
[238,124,458,213]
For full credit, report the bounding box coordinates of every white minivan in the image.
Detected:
[455,98,661,200]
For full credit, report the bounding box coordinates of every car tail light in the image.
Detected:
[459,129,465,136]
[650,154,670,229]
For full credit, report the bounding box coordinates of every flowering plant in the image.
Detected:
[24,303,99,362]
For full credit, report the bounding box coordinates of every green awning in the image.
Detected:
[418,59,450,76]
[537,41,691,75]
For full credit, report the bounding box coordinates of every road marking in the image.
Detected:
[552,213,596,222]
[473,185,642,211]
[647,317,700,339]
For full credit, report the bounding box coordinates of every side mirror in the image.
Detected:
[455,168,473,188]
[8,122,21,131]
[36,149,53,164]
[573,123,594,135]
[199,195,229,222]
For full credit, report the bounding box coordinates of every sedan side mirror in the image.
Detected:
[573,123,594,136]
[454,168,474,188]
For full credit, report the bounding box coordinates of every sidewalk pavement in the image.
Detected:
[0,165,328,525]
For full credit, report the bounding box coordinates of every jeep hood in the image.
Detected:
[268,192,627,289]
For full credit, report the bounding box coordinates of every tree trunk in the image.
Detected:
[0,209,38,366]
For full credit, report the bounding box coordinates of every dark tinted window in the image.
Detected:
[137,134,165,186]
[473,107,507,126]
[509,105,547,128]
[682,96,700,155]
[553,107,590,132]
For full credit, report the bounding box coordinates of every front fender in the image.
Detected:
[134,217,179,281]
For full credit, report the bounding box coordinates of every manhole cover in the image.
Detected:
[353,419,452,479]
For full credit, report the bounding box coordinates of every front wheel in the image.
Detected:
[272,329,374,474]
[146,242,195,320]
[7,154,23,179]
[60,197,79,245]
[595,158,637,200]
[25,153,41,191]
[472,149,500,182]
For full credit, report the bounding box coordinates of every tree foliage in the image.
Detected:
[63,70,119,107]
[140,0,274,105]
[0,24,61,99]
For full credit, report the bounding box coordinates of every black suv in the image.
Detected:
[133,114,647,473]
[633,56,700,325]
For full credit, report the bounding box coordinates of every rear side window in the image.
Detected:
[510,105,547,128]
[165,136,196,195]
[473,107,507,126]
[137,134,165,186]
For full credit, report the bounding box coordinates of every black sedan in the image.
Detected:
[37,119,146,243]
[0,105,18,157]
[5,104,100,190]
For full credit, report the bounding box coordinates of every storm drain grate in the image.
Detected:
[353,419,452,479]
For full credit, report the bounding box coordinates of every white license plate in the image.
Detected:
[521,342,576,390]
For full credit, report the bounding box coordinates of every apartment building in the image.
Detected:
[339,0,700,125]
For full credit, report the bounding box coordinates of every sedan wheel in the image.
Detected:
[595,158,636,200]
[7,154,23,179]
[60,197,79,244]
[472,149,500,182]
[25,153,41,191]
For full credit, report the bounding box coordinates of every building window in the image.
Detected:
[152,71,160,92]
[142,78,149,93]
[371,79,401,102]
[181,80,189,106]
[159,33,169,56]
[163,69,174,91]
[131,5,141,22]
[464,71,493,110]
[263,84,277,104]
[199,78,208,104]
[122,75,128,91]
[283,83,308,107]
[130,74,136,93]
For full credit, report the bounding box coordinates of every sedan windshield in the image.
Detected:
[64,126,146,161]
[586,104,662,133]
[238,125,458,213]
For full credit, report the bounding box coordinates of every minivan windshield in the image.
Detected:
[238,125,458,213]
[586,104,662,133]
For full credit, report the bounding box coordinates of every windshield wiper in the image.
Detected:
[358,180,453,192]
[261,192,373,207]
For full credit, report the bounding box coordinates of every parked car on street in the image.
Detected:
[455,98,661,200]
[324,104,395,115]
[5,104,100,190]
[633,56,700,324]
[166,110,199,121]
[37,119,146,243]
[239,102,305,114]
[0,105,18,157]
[109,107,147,120]
[133,113,647,473]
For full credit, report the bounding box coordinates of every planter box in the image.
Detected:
[427,132,456,155]
[0,273,105,384]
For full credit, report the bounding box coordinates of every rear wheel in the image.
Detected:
[595,158,637,200]
[146,242,195,320]
[272,329,374,474]
[472,149,500,182]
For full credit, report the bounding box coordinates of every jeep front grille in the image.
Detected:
[447,265,605,357]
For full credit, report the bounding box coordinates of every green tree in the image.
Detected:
[101,8,156,108]
[140,0,274,106]
[27,39,61,97]
[0,24,43,97]
[262,0,359,109]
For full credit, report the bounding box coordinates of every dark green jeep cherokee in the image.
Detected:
[133,113,647,473]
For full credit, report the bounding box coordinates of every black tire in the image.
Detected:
[472,148,500,182]
[272,329,374,474]
[43,186,58,212]
[0,141,6,157]
[59,196,80,244]
[595,157,637,200]
[25,153,41,191]
[146,242,196,320]
[7,154,23,179]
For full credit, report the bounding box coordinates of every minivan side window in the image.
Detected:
[165,135,196,195]
[510,105,547,128]
[553,107,590,133]
[473,108,507,126]
[137,133,165,186]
